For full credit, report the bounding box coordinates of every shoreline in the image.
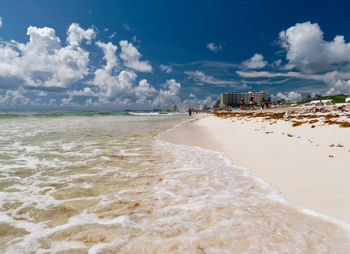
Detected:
[158,106,350,224]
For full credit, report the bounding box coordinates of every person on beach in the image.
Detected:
[265,97,271,108]
[188,107,192,116]
[249,97,254,110]
[261,101,265,109]
[240,98,244,110]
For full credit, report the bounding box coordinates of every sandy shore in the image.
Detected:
[158,105,350,223]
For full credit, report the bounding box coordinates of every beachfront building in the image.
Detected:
[213,91,266,108]
[169,104,177,112]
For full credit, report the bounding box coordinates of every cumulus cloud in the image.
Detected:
[185,70,238,85]
[153,79,181,107]
[96,41,119,72]
[0,21,182,109]
[0,24,92,90]
[69,87,96,96]
[271,91,302,102]
[160,64,173,73]
[0,17,3,27]
[277,21,350,94]
[206,42,223,53]
[90,41,162,105]
[135,79,158,104]
[0,89,30,105]
[279,21,350,73]
[323,71,350,95]
[182,95,214,109]
[119,40,152,72]
[67,23,95,46]
[242,53,267,69]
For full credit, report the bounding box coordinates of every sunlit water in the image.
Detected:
[1,112,350,253]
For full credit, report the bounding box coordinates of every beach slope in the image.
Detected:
[158,108,350,223]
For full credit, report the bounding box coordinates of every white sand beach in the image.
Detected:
[159,105,350,223]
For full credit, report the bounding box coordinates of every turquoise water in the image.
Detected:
[0,112,350,253]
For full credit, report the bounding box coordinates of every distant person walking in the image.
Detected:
[249,97,254,110]
[240,98,244,110]
[265,97,271,108]
[188,107,192,116]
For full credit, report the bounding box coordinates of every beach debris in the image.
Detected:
[311,125,316,128]
[212,106,350,128]
[329,144,335,147]
[329,155,334,158]
[340,122,350,127]
[83,234,106,245]
[287,133,293,137]
[336,144,344,147]
[292,121,304,127]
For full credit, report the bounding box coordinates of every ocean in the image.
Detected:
[1,112,350,253]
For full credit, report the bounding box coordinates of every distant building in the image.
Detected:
[213,91,266,108]
[169,104,177,112]
[200,104,209,111]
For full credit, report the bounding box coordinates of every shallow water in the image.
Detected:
[0,112,350,253]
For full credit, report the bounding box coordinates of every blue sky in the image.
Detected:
[1,0,350,110]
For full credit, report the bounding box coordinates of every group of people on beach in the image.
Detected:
[239,97,271,110]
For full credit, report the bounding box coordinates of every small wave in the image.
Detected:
[0,111,129,119]
[128,112,184,116]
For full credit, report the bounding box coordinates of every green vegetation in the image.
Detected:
[297,94,349,105]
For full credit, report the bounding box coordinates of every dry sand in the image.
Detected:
[158,105,350,223]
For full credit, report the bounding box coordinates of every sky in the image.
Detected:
[1,0,350,110]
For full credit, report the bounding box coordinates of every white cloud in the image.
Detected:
[236,70,323,80]
[153,79,181,107]
[69,87,96,96]
[279,63,295,70]
[119,40,152,72]
[323,71,350,95]
[96,41,119,72]
[206,42,223,53]
[272,59,282,68]
[182,95,214,109]
[160,64,173,73]
[0,89,30,105]
[279,21,350,73]
[0,17,3,27]
[185,70,238,85]
[90,42,137,101]
[271,91,302,102]
[67,23,95,46]
[90,40,181,107]
[242,53,267,69]
[0,24,91,90]
[135,79,158,104]
[0,21,184,109]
